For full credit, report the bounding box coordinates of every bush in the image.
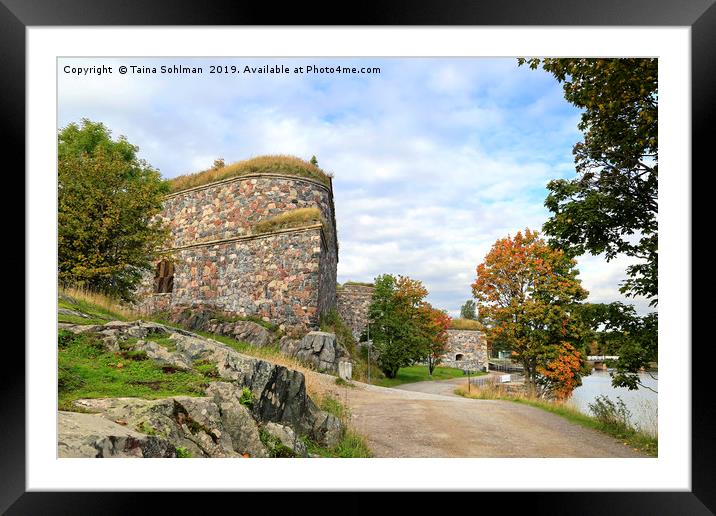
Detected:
[588,395,632,431]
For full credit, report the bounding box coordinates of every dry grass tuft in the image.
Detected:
[338,281,374,289]
[252,207,325,235]
[59,286,139,320]
[449,318,484,331]
[168,155,331,193]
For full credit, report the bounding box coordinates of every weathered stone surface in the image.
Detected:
[287,331,350,374]
[71,382,270,458]
[174,312,275,348]
[134,173,339,331]
[134,337,193,371]
[441,329,489,371]
[60,320,343,451]
[58,411,176,458]
[336,284,374,340]
[263,422,308,457]
[215,320,272,347]
[58,308,91,319]
[279,335,300,357]
[306,405,343,449]
[162,175,335,249]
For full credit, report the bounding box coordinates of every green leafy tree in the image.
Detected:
[310,155,319,166]
[575,302,657,392]
[460,299,477,320]
[58,118,170,300]
[518,58,658,307]
[367,274,432,378]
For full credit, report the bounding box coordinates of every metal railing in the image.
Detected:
[488,361,524,373]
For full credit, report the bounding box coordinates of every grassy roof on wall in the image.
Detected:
[449,318,484,331]
[167,155,332,193]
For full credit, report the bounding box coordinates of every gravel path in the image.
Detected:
[309,374,647,458]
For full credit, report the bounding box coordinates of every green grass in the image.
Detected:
[206,310,281,333]
[455,387,658,457]
[175,446,192,458]
[58,330,213,411]
[304,430,372,458]
[301,395,372,458]
[58,298,122,325]
[259,429,298,458]
[58,291,314,374]
[374,365,486,388]
[57,293,376,458]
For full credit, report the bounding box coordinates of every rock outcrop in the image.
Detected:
[279,331,350,374]
[168,307,273,348]
[69,383,269,458]
[58,411,177,458]
[59,320,343,457]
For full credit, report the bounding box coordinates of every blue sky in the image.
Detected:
[58,57,652,316]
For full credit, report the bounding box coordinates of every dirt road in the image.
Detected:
[310,374,646,458]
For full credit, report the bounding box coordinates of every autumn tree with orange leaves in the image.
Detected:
[471,229,590,398]
[419,305,451,376]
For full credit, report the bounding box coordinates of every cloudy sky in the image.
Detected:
[58,57,653,316]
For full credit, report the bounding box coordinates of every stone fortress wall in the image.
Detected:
[136,171,338,331]
[335,283,374,340]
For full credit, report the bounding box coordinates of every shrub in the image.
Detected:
[588,395,632,432]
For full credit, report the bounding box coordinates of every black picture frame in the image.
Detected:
[6,0,712,513]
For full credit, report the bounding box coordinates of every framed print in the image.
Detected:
[7,0,713,513]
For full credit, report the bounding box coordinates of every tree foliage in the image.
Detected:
[575,302,657,391]
[460,299,477,320]
[420,305,451,376]
[471,229,590,397]
[367,274,448,378]
[518,58,658,306]
[58,119,170,300]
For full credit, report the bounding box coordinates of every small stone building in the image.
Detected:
[441,329,489,372]
[135,157,338,331]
